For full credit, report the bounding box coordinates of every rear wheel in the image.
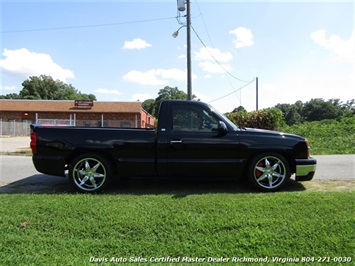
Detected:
[247,153,290,192]
[69,154,112,193]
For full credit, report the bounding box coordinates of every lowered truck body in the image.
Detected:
[31,100,316,192]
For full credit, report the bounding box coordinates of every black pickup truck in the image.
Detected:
[30,100,316,192]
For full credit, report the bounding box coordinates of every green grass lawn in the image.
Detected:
[0,190,354,265]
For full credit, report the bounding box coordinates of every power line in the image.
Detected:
[194,0,215,48]
[192,0,254,83]
[192,0,245,106]
[208,79,255,104]
[191,25,254,83]
[189,16,256,105]
[1,16,176,33]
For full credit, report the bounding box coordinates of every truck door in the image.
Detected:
[165,102,239,178]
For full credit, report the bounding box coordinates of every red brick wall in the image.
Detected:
[140,110,155,128]
[0,111,32,121]
[0,111,152,128]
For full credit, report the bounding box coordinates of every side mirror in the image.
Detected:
[217,121,228,136]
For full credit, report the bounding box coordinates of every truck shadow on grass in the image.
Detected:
[109,179,306,197]
[0,174,306,195]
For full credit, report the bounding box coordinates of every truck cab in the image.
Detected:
[156,100,242,178]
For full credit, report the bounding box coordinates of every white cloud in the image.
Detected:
[123,70,168,85]
[158,68,189,81]
[195,47,233,75]
[0,48,74,82]
[195,47,233,63]
[192,91,211,103]
[95,88,121,95]
[123,38,152,50]
[198,61,232,74]
[311,29,355,63]
[1,85,17,91]
[229,27,254,48]
[123,68,196,85]
[131,93,152,102]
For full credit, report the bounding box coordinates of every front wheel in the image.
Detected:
[69,154,112,193]
[247,153,290,192]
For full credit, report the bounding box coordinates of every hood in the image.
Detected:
[243,127,304,140]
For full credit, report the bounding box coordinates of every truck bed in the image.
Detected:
[32,126,156,177]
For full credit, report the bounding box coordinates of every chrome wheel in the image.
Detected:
[248,153,290,192]
[69,154,111,192]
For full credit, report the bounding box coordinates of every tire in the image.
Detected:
[247,153,290,192]
[69,153,112,193]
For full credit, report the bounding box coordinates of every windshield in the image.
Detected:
[209,104,239,131]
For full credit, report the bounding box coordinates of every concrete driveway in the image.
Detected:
[0,136,30,152]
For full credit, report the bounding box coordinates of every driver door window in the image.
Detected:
[172,105,218,132]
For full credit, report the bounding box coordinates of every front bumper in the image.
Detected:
[295,157,317,181]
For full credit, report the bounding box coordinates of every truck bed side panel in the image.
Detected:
[33,127,156,177]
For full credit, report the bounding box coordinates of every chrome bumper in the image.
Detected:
[295,157,317,181]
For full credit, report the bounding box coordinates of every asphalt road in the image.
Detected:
[0,155,69,193]
[0,154,354,193]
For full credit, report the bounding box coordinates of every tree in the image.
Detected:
[343,99,354,110]
[0,93,20,99]
[154,86,189,115]
[275,101,304,125]
[232,106,247,113]
[342,99,355,117]
[142,99,155,115]
[284,106,303,125]
[303,98,343,121]
[142,86,196,117]
[1,75,96,100]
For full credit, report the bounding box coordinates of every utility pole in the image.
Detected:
[256,77,259,111]
[186,0,192,100]
[175,0,192,100]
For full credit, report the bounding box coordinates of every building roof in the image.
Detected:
[0,100,143,113]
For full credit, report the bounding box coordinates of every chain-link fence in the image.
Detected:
[0,120,32,136]
[0,119,151,136]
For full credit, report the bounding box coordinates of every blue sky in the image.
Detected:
[1,0,354,113]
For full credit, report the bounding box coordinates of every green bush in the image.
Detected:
[280,116,355,154]
[226,107,283,130]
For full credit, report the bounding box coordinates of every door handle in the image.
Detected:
[170,140,183,144]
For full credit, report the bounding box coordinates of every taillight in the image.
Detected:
[30,131,37,154]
